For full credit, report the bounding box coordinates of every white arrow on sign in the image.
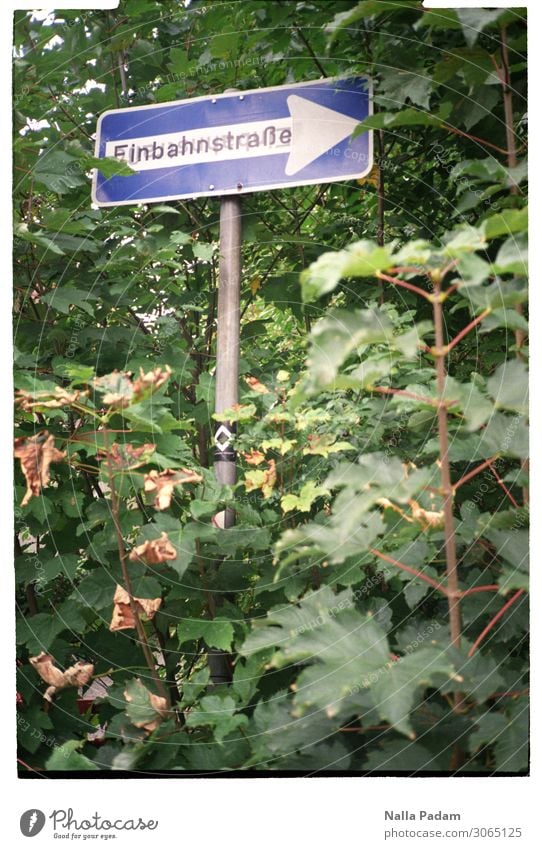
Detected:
[284,95,360,175]
[104,96,364,177]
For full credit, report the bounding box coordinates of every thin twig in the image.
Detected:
[468,590,526,657]
[369,548,449,596]
[489,462,519,508]
[446,308,492,353]
[454,456,498,490]
[376,271,431,301]
[293,26,327,76]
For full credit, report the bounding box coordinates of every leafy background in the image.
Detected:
[14,0,528,774]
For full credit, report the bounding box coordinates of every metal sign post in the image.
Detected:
[213,196,242,524]
[206,196,242,684]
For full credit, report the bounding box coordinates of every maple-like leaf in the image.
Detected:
[243,459,277,498]
[124,679,169,733]
[15,386,88,411]
[132,365,172,399]
[144,467,203,510]
[99,442,156,471]
[303,433,355,457]
[129,532,177,565]
[30,652,94,703]
[14,430,66,506]
[245,375,270,394]
[242,449,266,466]
[109,585,162,632]
[93,370,134,408]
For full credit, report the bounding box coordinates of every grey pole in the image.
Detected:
[213,196,242,521]
[207,195,242,684]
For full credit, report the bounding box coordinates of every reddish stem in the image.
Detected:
[441,259,459,279]
[376,271,431,301]
[460,584,499,598]
[389,266,426,275]
[443,123,510,156]
[369,547,449,596]
[446,308,492,353]
[373,386,441,406]
[468,589,526,657]
[444,283,459,299]
[454,456,498,490]
[491,688,529,698]
[489,462,519,509]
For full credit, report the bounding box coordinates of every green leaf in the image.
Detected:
[487,360,528,415]
[193,242,215,261]
[378,68,433,110]
[494,700,529,771]
[353,109,442,137]
[16,612,67,653]
[301,240,394,302]
[305,308,393,390]
[443,225,487,257]
[178,617,235,651]
[483,207,528,240]
[456,253,490,288]
[493,233,528,275]
[456,9,508,47]
[15,222,65,255]
[281,481,330,514]
[86,155,136,177]
[211,403,256,423]
[185,694,248,742]
[470,701,528,772]
[485,528,529,572]
[325,1,416,44]
[370,648,458,738]
[364,739,439,771]
[42,287,96,316]
[243,587,457,736]
[33,150,87,194]
[46,740,100,771]
[124,678,166,729]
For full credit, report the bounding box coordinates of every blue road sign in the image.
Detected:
[92,77,372,207]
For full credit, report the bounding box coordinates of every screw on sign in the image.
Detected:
[92,77,372,683]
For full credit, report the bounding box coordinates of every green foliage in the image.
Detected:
[14,0,527,775]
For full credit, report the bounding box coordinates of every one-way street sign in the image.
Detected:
[92,77,372,207]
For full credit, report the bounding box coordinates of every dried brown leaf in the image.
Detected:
[15,387,88,411]
[93,371,134,408]
[133,365,172,399]
[30,652,94,703]
[245,375,270,394]
[409,500,445,529]
[109,585,162,632]
[129,532,177,565]
[14,431,66,506]
[242,449,266,466]
[98,442,156,471]
[144,467,203,510]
